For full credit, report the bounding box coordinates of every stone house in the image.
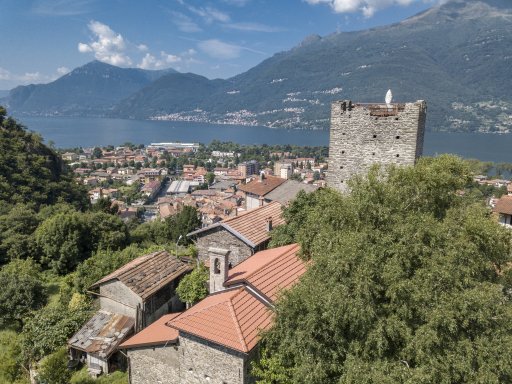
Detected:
[188,201,285,268]
[68,251,192,376]
[494,195,512,228]
[238,175,286,209]
[122,243,306,384]
[263,180,319,206]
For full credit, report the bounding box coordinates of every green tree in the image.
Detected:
[0,259,47,329]
[35,211,128,274]
[37,348,71,384]
[256,155,512,384]
[0,204,40,263]
[0,330,26,383]
[206,172,215,185]
[176,266,208,306]
[92,147,102,159]
[20,304,91,364]
[167,206,201,244]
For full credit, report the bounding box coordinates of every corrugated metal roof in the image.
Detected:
[68,310,134,358]
[91,251,192,300]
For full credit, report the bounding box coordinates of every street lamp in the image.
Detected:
[175,234,183,258]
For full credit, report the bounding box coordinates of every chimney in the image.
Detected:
[266,217,273,232]
[259,172,265,182]
[208,248,230,293]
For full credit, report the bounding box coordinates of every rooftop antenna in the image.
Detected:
[385,89,393,109]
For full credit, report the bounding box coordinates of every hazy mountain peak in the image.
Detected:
[403,0,512,25]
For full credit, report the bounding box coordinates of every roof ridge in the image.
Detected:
[222,201,280,224]
[227,290,249,353]
[229,244,299,287]
[167,287,244,328]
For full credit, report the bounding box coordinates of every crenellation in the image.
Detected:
[327,99,427,192]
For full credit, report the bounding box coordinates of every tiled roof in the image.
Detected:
[68,311,134,358]
[167,243,306,354]
[188,201,284,247]
[225,244,305,301]
[120,313,181,349]
[264,180,318,205]
[168,287,273,353]
[91,251,192,300]
[238,176,286,196]
[495,195,512,215]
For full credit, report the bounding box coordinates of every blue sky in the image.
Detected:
[0,0,439,90]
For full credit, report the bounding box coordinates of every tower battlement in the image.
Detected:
[327,99,427,192]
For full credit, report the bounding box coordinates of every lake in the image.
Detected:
[15,116,512,163]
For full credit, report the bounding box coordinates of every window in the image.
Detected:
[214,258,220,274]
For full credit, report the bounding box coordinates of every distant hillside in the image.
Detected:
[6,61,175,117]
[0,107,88,209]
[115,0,512,132]
[3,0,512,132]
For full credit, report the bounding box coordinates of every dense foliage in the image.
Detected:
[257,155,512,383]
[176,265,209,306]
[0,107,88,210]
[0,259,47,329]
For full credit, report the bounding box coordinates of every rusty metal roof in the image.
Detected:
[68,310,134,358]
[90,251,193,300]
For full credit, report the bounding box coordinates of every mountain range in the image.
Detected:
[2,0,512,132]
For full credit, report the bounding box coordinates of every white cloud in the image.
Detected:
[77,20,132,66]
[197,39,242,60]
[197,39,264,60]
[187,5,230,24]
[305,0,418,17]
[222,0,250,6]
[224,22,283,32]
[0,68,11,81]
[32,0,95,16]
[137,51,183,70]
[137,44,149,52]
[172,11,202,33]
[57,66,70,75]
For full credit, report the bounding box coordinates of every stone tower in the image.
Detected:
[327,100,427,192]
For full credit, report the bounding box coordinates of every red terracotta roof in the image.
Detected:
[91,251,192,300]
[188,201,284,247]
[120,313,181,349]
[225,244,305,301]
[167,243,306,353]
[238,176,286,196]
[168,287,273,353]
[495,195,512,215]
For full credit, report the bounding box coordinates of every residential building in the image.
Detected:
[494,195,512,228]
[141,180,161,200]
[238,174,286,209]
[264,180,318,205]
[188,201,284,267]
[68,251,192,377]
[122,243,306,384]
[238,160,259,178]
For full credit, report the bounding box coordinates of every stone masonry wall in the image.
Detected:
[99,280,141,318]
[196,227,253,267]
[178,333,249,384]
[327,100,427,192]
[128,345,180,384]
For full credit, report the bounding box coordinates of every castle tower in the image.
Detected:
[326,100,427,192]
